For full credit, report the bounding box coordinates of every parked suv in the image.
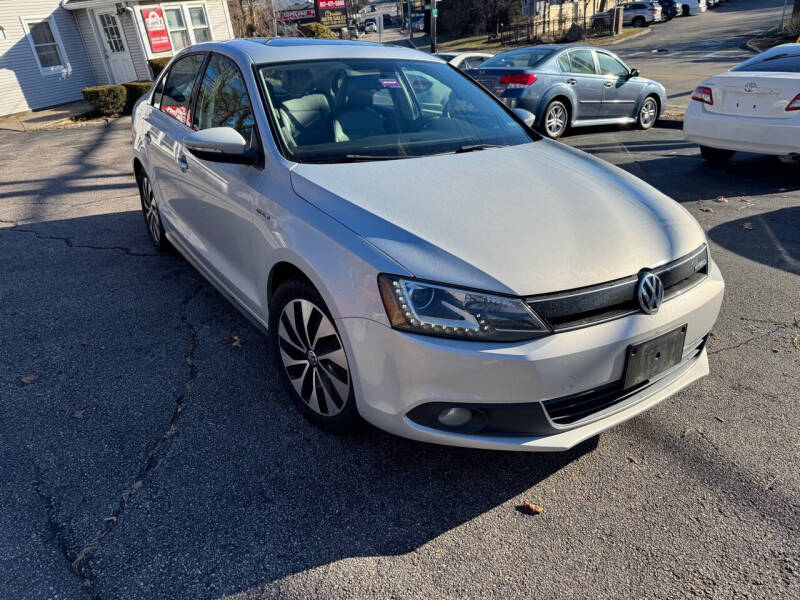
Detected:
[621,2,662,26]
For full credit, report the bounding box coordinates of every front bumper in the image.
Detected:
[684,103,800,156]
[338,261,724,451]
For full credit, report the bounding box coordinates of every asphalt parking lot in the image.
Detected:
[2,7,800,599]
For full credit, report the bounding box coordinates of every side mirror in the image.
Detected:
[513,107,536,128]
[628,68,640,79]
[184,127,259,165]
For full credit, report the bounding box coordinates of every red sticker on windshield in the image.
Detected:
[379,78,401,88]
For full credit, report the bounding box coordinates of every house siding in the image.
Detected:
[119,10,151,80]
[74,9,110,86]
[0,2,96,116]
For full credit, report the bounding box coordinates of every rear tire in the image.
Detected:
[700,145,735,164]
[136,170,170,252]
[540,100,569,140]
[270,279,360,433]
[633,16,646,27]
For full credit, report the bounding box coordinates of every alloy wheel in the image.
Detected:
[545,104,567,138]
[277,299,351,416]
[139,174,161,245]
[639,98,657,128]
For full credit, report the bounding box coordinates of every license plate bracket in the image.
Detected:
[623,325,687,389]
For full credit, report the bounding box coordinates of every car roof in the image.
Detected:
[186,38,438,65]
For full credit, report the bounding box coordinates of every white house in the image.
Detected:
[0,0,235,117]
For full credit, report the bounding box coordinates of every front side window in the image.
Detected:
[188,7,212,43]
[194,55,255,145]
[731,47,800,73]
[165,8,190,51]
[258,58,535,163]
[596,53,629,78]
[566,49,596,75]
[160,53,205,125]
[22,17,67,73]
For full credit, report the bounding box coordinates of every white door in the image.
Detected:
[96,12,137,83]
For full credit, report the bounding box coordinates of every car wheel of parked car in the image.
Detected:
[700,145,735,164]
[682,4,690,15]
[137,170,170,251]
[542,100,569,139]
[633,16,646,27]
[270,279,360,432]
[637,96,659,130]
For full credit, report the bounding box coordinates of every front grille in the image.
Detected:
[543,333,710,426]
[527,245,709,332]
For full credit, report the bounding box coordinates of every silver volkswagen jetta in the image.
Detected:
[132,39,723,451]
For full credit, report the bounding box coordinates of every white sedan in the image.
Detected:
[434,51,494,70]
[684,44,800,163]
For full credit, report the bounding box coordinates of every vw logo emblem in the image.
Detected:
[637,272,664,315]
[744,82,758,93]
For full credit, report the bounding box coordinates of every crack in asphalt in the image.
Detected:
[709,321,796,356]
[67,286,203,599]
[33,465,78,574]
[8,227,164,257]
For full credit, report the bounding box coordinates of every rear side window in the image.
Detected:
[732,49,800,73]
[193,54,256,147]
[159,54,205,125]
[566,49,596,75]
[557,53,571,72]
[482,48,554,68]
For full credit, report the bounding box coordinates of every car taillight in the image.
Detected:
[692,86,713,105]
[499,73,537,88]
[786,93,800,111]
[648,8,656,12]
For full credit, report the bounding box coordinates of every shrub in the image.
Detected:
[81,85,126,116]
[148,57,172,79]
[299,22,337,39]
[122,81,153,113]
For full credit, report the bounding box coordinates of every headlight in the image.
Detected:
[378,275,550,342]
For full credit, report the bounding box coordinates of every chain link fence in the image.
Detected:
[500,2,615,45]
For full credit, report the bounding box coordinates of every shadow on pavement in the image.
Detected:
[708,207,800,275]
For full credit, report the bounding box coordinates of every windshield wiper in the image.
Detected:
[305,154,410,164]
[454,144,503,154]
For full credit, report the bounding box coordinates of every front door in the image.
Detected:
[595,51,644,119]
[96,12,137,83]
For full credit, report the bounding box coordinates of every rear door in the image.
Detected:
[595,50,644,119]
[560,49,605,120]
[144,53,207,239]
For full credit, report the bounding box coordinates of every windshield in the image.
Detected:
[731,47,800,73]
[480,48,556,68]
[257,58,535,163]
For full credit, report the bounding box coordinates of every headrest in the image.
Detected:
[283,69,313,95]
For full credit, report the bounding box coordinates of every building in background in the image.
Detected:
[0,0,235,117]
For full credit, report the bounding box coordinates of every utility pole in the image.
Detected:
[430,0,437,53]
[408,0,412,43]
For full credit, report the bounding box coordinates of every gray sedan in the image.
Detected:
[466,45,667,139]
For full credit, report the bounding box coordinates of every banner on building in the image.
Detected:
[275,0,317,22]
[141,8,172,53]
[317,0,347,29]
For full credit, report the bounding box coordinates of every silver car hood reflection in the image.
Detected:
[289,139,705,296]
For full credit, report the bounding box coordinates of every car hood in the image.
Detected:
[289,140,705,296]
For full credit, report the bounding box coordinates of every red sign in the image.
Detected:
[318,0,345,8]
[141,8,172,53]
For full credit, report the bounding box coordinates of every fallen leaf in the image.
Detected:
[699,207,713,213]
[743,222,753,230]
[739,197,749,202]
[20,374,38,384]
[715,416,725,423]
[627,456,639,464]
[714,196,727,203]
[221,335,244,348]
[772,348,779,353]
[72,410,84,419]
[517,501,544,516]
[709,332,718,340]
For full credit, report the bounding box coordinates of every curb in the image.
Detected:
[596,27,652,47]
[744,41,762,53]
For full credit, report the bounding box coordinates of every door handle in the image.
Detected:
[566,78,577,85]
[177,154,189,172]
[144,131,152,144]
[604,81,614,88]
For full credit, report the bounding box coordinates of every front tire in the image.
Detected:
[700,145,735,164]
[137,170,170,251]
[541,100,569,140]
[270,280,360,433]
[637,96,659,130]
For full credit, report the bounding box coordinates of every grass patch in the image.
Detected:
[748,24,799,51]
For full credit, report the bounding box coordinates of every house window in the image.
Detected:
[188,6,211,43]
[21,16,69,75]
[164,7,191,50]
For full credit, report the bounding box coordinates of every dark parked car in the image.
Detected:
[658,0,680,20]
[466,45,667,139]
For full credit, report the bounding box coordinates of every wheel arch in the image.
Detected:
[538,90,574,126]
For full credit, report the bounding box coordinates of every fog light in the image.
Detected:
[437,407,472,427]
